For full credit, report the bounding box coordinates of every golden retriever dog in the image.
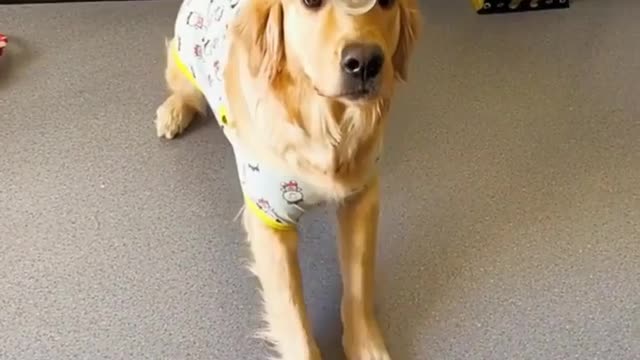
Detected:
[154,0,421,358]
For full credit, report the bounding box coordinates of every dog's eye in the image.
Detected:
[378,0,394,8]
[302,0,323,9]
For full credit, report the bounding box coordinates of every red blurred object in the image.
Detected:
[0,34,7,56]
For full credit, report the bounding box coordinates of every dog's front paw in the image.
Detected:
[154,96,192,139]
[343,323,391,360]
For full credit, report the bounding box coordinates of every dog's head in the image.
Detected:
[233,0,421,103]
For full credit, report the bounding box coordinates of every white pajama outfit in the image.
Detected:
[173,0,329,230]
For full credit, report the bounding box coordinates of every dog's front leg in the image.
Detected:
[337,177,390,360]
[243,210,322,360]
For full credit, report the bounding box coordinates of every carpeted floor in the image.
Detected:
[1,1,639,359]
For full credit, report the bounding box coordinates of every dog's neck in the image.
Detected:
[266,67,388,187]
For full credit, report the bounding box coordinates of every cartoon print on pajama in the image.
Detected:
[213,60,223,81]
[194,44,203,58]
[186,11,205,29]
[281,181,304,205]
[256,198,271,211]
[203,39,213,56]
[256,198,285,224]
[214,6,224,21]
[174,0,339,229]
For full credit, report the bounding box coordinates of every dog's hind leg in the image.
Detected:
[243,210,322,360]
[155,37,206,139]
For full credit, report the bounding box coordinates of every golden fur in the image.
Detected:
[155,0,421,358]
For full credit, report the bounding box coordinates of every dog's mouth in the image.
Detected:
[307,67,383,102]
[340,87,377,101]
[314,85,380,102]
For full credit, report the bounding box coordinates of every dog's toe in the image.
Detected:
[155,106,181,139]
[344,329,391,360]
[154,95,195,139]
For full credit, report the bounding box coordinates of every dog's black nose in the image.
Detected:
[341,43,384,81]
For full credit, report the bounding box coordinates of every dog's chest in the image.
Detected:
[284,138,383,199]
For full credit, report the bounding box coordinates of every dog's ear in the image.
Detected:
[393,0,421,82]
[233,0,285,82]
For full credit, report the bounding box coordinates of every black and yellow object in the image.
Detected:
[472,0,570,14]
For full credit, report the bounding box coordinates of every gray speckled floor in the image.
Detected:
[1,1,639,359]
